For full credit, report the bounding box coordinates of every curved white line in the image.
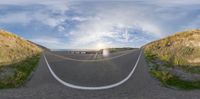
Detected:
[44,49,142,90]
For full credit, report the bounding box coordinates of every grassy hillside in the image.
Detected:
[106,47,134,53]
[0,30,42,66]
[144,29,200,89]
[145,30,200,67]
[0,29,42,88]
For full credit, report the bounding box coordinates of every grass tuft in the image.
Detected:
[150,70,200,90]
[0,54,40,89]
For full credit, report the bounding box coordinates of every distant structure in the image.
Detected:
[66,49,103,54]
[53,47,135,54]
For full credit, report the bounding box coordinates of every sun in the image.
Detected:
[96,42,106,50]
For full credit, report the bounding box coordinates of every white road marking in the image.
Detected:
[46,50,135,62]
[44,49,142,90]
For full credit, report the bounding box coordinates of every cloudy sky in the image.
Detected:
[0,0,199,49]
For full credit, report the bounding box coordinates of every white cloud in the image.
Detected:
[0,2,70,34]
[0,0,69,15]
[181,15,200,30]
[58,26,65,32]
[30,36,68,49]
[0,0,67,5]
[31,37,61,44]
[152,0,200,5]
[32,13,66,27]
[0,13,31,24]
[0,11,67,30]
[139,22,162,36]
[0,0,199,49]
[71,16,88,21]
[65,3,164,48]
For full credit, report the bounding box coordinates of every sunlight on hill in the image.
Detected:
[0,29,42,88]
[144,29,200,89]
[145,29,200,67]
[0,29,42,66]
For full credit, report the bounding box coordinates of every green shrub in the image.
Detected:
[144,51,157,62]
[166,76,200,90]
[150,69,200,90]
[150,70,173,84]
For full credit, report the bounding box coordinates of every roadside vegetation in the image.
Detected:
[144,29,200,90]
[150,70,200,90]
[0,29,42,89]
[0,54,40,88]
[103,47,134,53]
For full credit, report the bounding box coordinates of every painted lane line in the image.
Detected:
[46,49,137,62]
[44,49,142,90]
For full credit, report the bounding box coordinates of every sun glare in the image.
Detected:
[96,42,106,50]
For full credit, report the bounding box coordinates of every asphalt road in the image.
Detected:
[44,49,140,87]
[0,49,200,99]
[51,49,135,60]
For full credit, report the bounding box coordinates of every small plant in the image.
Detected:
[144,51,157,62]
[150,70,172,84]
[150,69,200,90]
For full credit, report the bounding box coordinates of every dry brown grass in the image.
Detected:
[144,29,200,67]
[0,29,42,66]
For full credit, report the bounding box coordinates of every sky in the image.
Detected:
[0,0,199,49]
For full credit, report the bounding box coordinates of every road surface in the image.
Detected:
[0,49,200,99]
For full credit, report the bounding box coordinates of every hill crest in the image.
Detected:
[145,29,200,66]
[0,29,42,66]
